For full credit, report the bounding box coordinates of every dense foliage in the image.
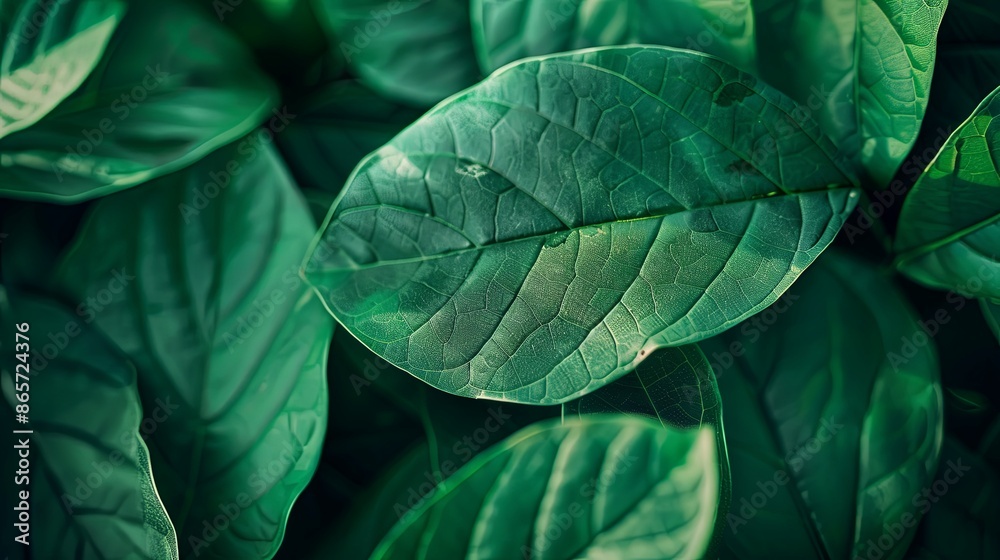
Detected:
[2,0,998,559]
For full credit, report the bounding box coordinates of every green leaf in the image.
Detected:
[563,346,720,430]
[751,0,947,186]
[983,299,1000,342]
[700,251,943,559]
[471,0,757,74]
[305,45,858,405]
[562,345,732,556]
[370,417,719,560]
[314,0,480,106]
[0,290,178,560]
[0,1,278,203]
[895,86,1000,298]
[46,140,334,559]
[905,438,1000,560]
[1,0,124,137]
[310,330,559,559]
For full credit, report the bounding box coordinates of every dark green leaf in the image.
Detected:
[1,290,178,559]
[751,0,946,186]
[46,140,333,559]
[275,80,422,205]
[0,1,278,202]
[701,251,943,559]
[370,417,719,560]
[311,331,558,559]
[314,0,480,106]
[905,438,1000,560]
[1,0,124,137]
[305,45,858,405]
[983,299,1000,342]
[895,86,1000,298]
[471,0,756,74]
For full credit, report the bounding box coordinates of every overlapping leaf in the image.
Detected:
[563,345,731,555]
[1,0,124,137]
[47,141,333,559]
[895,86,1000,297]
[0,1,277,202]
[313,0,480,106]
[701,251,943,559]
[906,438,1000,559]
[472,0,756,73]
[370,417,719,560]
[276,81,422,222]
[305,46,858,405]
[751,0,947,186]
[983,299,1000,343]
[0,291,178,560]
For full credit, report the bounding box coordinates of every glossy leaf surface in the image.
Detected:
[305,46,857,404]
[563,344,731,554]
[751,0,946,186]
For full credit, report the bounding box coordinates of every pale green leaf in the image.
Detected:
[0,0,124,137]
[371,417,719,560]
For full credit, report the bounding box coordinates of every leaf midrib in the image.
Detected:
[322,186,852,273]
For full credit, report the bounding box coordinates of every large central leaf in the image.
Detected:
[305,46,858,405]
